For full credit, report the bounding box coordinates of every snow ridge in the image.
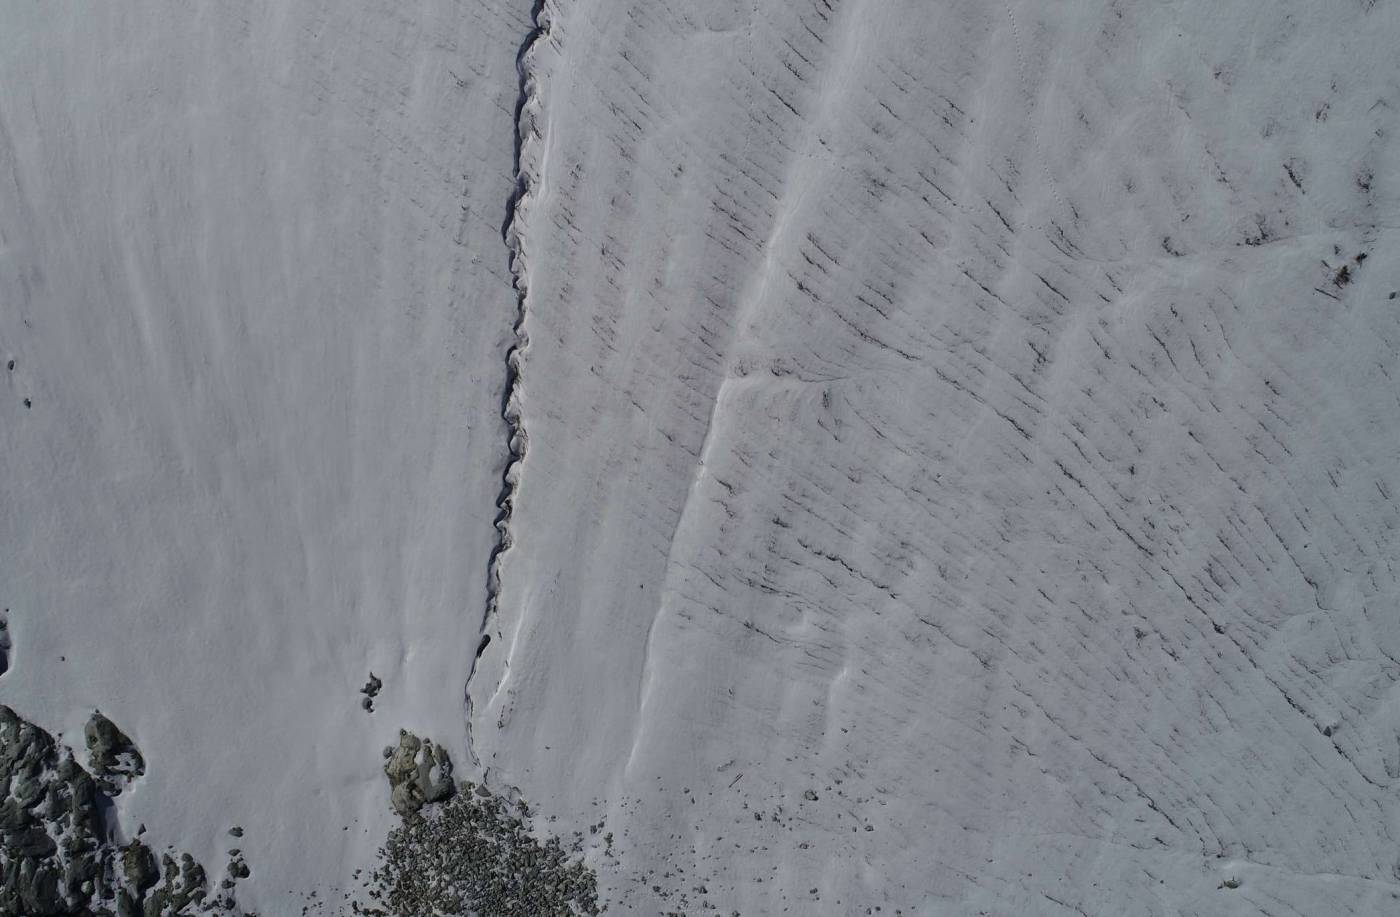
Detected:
[466,0,553,767]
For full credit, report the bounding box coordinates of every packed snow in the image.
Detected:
[3,0,1400,914]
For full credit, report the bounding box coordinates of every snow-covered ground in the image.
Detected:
[3,0,1400,914]
[0,3,524,910]
[473,0,1400,914]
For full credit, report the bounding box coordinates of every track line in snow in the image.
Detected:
[1003,1,1066,224]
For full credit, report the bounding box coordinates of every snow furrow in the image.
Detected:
[466,0,553,769]
[459,0,1400,912]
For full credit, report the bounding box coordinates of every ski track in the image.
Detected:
[1003,0,1067,223]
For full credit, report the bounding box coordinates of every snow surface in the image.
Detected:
[4,0,1400,914]
[0,2,524,909]
[473,0,1400,914]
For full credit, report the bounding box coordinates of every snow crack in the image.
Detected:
[465,0,553,769]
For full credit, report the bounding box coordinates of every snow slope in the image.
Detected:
[3,0,1400,914]
[470,0,1400,914]
[0,2,524,908]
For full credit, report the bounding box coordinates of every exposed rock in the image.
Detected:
[383,730,454,817]
[121,840,159,892]
[360,673,383,712]
[0,612,10,677]
[5,825,57,857]
[84,711,145,795]
[0,704,246,916]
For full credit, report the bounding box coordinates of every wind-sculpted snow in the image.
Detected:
[4,0,1400,913]
[0,3,524,908]
[472,0,1400,913]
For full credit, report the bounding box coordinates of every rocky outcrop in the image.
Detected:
[359,673,383,712]
[382,731,454,817]
[0,704,101,914]
[0,611,11,676]
[138,853,210,916]
[0,704,245,915]
[84,711,145,795]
